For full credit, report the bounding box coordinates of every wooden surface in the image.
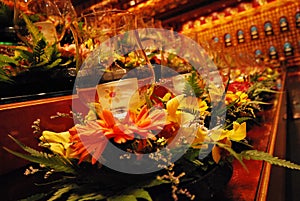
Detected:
[0,95,86,175]
[223,72,286,201]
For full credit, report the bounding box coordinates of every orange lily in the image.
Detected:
[69,107,166,164]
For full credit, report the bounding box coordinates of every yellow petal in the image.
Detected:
[226,93,238,103]
[47,143,65,156]
[166,95,184,119]
[238,92,248,100]
[191,128,207,148]
[161,92,172,102]
[40,131,70,144]
[210,129,228,141]
[229,122,247,141]
[176,111,194,125]
[198,100,208,112]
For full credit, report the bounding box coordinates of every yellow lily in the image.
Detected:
[191,126,209,149]
[235,91,249,104]
[210,122,247,142]
[166,94,183,123]
[226,91,250,105]
[210,122,246,163]
[225,92,238,105]
[166,95,195,125]
[39,131,74,158]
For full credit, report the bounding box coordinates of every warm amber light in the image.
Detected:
[129,0,136,6]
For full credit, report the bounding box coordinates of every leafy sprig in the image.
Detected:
[3,135,76,174]
[0,14,73,82]
[183,71,204,98]
[239,150,300,170]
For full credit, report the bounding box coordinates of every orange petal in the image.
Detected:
[114,136,126,144]
[212,145,221,163]
[137,118,151,127]
[136,105,149,122]
[101,110,115,127]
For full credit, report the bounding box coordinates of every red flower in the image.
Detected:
[227,81,252,93]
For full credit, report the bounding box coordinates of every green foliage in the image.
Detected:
[108,189,152,201]
[48,185,75,201]
[142,178,170,188]
[108,195,137,201]
[216,142,247,170]
[3,135,76,174]
[0,54,17,82]
[239,150,300,170]
[0,14,73,82]
[19,193,49,201]
[235,117,255,124]
[0,68,12,83]
[68,193,105,201]
[183,148,204,166]
[22,13,45,49]
[247,80,278,102]
[183,71,204,98]
[0,54,18,65]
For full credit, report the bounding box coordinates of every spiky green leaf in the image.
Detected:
[22,13,44,47]
[235,117,254,124]
[3,135,76,174]
[48,185,74,201]
[0,69,12,83]
[107,195,137,201]
[18,193,49,201]
[183,71,204,98]
[0,54,18,65]
[14,48,34,63]
[216,141,248,171]
[240,150,300,170]
[131,189,152,201]
[76,193,105,201]
[143,178,170,188]
[45,58,63,69]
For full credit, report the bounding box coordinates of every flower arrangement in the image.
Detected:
[0,13,74,83]
[4,56,300,201]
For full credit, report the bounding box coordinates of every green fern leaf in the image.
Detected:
[45,58,62,69]
[76,193,105,201]
[131,189,152,201]
[18,193,49,201]
[216,142,248,171]
[14,48,34,63]
[107,195,137,201]
[240,150,300,170]
[45,43,59,59]
[0,54,18,65]
[48,185,75,201]
[246,101,273,105]
[7,134,46,157]
[235,117,254,124]
[22,13,44,47]
[3,147,76,174]
[3,135,76,174]
[0,69,12,83]
[183,71,204,98]
[33,39,46,64]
